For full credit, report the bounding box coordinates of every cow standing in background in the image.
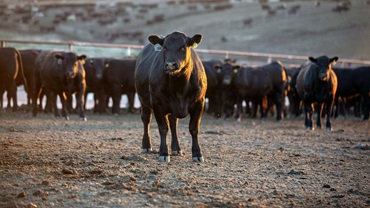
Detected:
[296,56,338,130]
[103,58,137,115]
[16,49,41,106]
[214,60,240,119]
[286,65,303,117]
[333,66,370,120]
[83,57,109,113]
[233,61,287,121]
[0,47,25,111]
[202,59,224,117]
[135,31,207,162]
[349,66,370,120]
[32,50,87,120]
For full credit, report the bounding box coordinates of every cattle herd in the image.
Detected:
[0,31,370,161]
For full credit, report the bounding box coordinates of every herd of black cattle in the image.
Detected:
[0,36,369,132]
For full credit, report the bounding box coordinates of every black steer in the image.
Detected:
[103,58,136,115]
[83,57,109,113]
[16,49,41,106]
[32,50,87,120]
[202,59,224,117]
[333,66,370,120]
[135,31,207,162]
[0,47,24,111]
[214,61,240,119]
[233,61,287,121]
[296,56,338,130]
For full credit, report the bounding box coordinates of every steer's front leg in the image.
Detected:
[153,109,170,162]
[169,114,182,156]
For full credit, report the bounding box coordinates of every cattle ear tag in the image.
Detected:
[105,63,109,68]
[57,59,62,65]
[154,43,163,51]
[233,69,238,73]
[192,43,198,48]
[80,60,85,65]
[217,69,222,74]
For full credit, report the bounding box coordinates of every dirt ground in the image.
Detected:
[0,109,369,208]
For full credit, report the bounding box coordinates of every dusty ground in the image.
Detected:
[0,109,369,207]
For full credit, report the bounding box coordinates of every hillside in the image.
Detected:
[1,0,369,61]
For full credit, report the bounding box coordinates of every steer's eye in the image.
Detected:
[179,46,186,52]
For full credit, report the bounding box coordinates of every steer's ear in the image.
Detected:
[330,57,338,65]
[188,34,202,48]
[214,64,222,73]
[148,35,164,51]
[308,56,317,63]
[55,53,64,60]
[148,35,164,46]
[78,55,87,65]
[55,54,64,64]
[78,55,87,60]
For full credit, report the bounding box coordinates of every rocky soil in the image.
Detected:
[0,110,369,207]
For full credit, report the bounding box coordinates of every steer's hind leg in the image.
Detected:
[304,102,314,130]
[141,105,153,153]
[316,103,323,129]
[169,115,182,156]
[189,100,205,162]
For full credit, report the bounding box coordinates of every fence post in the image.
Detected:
[127,47,131,56]
[1,41,5,48]
[267,56,272,63]
[68,43,73,52]
[225,51,229,59]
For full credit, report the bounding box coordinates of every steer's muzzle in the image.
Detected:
[66,71,76,78]
[319,73,327,81]
[165,62,179,71]
[223,77,232,85]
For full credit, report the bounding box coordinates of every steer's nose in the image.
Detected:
[66,71,75,78]
[319,73,327,81]
[165,62,179,70]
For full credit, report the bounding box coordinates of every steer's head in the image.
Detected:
[87,58,106,80]
[214,62,240,85]
[148,31,202,75]
[309,56,338,81]
[55,52,86,79]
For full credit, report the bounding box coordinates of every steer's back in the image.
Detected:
[135,44,161,108]
[35,51,61,90]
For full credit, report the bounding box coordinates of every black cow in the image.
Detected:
[202,59,224,117]
[350,66,370,120]
[214,60,240,119]
[296,56,338,130]
[135,31,207,162]
[32,50,87,120]
[0,47,24,111]
[233,61,287,121]
[103,58,136,115]
[286,66,303,117]
[333,66,370,120]
[15,49,41,106]
[83,57,109,113]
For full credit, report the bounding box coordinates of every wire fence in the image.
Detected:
[2,39,370,67]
